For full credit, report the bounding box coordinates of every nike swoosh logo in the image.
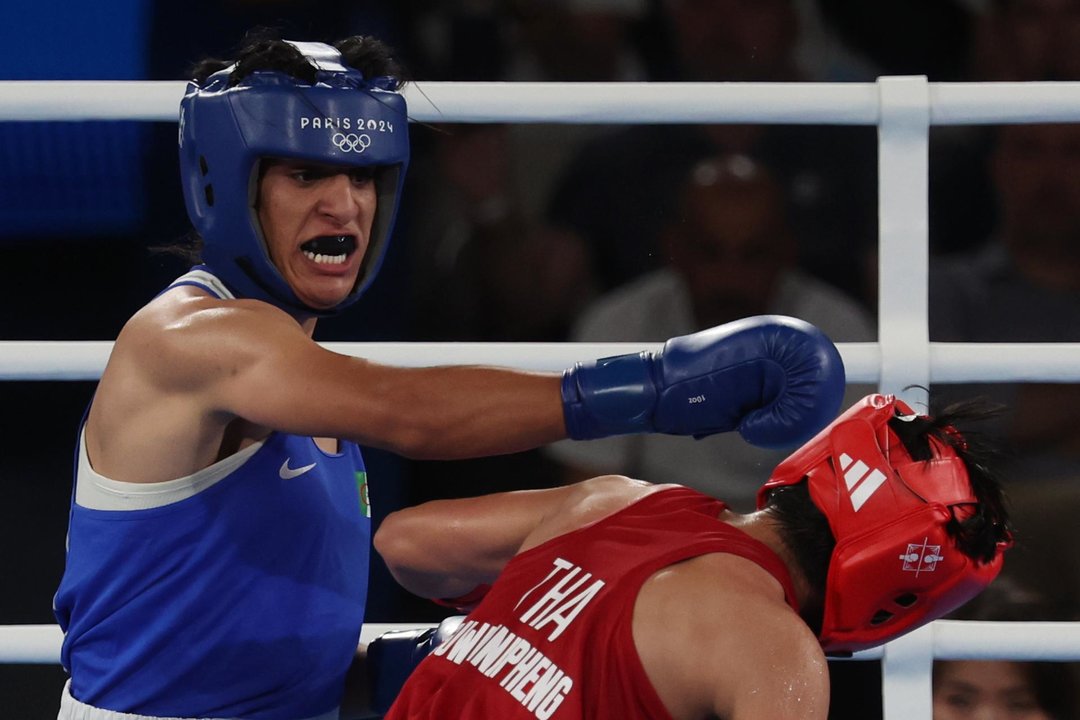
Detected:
[279,459,317,480]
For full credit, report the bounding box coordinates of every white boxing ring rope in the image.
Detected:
[3,77,1080,719]
[5,619,1080,664]
[6,340,1080,383]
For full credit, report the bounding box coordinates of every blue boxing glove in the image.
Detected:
[368,616,465,715]
[561,315,844,449]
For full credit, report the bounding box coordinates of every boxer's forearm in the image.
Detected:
[374,485,578,599]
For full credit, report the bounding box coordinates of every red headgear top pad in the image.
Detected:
[756,394,1008,654]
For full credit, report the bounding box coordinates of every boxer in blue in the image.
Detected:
[53,32,846,720]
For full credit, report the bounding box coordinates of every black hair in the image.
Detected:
[333,36,407,88]
[189,27,408,89]
[148,231,203,266]
[764,482,834,635]
[887,398,1013,563]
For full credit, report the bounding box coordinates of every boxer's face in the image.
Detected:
[257,160,377,310]
[663,165,794,327]
[993,124,1080,242]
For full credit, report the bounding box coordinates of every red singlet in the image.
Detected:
[386,487,798,720]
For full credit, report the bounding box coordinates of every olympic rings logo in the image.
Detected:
[332,133,372,153]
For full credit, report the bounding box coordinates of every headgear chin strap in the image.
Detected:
[757,394,1010,654]
[178,40,410,315]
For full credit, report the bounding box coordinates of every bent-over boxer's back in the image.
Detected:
[632,551,829,719]
[518,475,674,551]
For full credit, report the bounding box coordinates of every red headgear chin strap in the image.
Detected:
[757,394,1010,654]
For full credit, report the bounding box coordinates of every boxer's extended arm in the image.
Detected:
[228,311,844,456]
[140,295,566,460]
[121,296,845,462]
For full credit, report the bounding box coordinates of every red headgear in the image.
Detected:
[756,394,1009,654]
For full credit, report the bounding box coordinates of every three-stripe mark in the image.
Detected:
[839,453,887,511]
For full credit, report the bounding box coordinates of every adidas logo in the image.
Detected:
[839,453,887,511]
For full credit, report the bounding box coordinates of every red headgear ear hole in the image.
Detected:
[894,593,918,608]
[870,609,893,625]
[870,593,920,626]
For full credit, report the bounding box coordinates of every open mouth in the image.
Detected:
[300,235,358,265]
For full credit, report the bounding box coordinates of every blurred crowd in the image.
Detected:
[2,1,1080,717]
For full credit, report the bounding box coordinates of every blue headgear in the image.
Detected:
[178,40,410,314]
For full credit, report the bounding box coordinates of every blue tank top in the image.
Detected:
[53,268,372,719]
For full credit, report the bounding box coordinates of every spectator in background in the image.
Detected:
[969,0,1080,82]
[929,2,1080,690]
[933,578,1078,720]
[503,0,653,225]
[544,0,878,303]
[926,0,1080,258]
[929,121,1080,622]
[931,122,1080,468]
[407,123,596,342]
[506,0,649,82]
[933,0,1080,465]
[405,0,653,346]
[546,154,875,510]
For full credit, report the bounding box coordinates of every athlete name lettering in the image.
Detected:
[516,558,605,642]
[432,620,573,720]
[299,116,394,132]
